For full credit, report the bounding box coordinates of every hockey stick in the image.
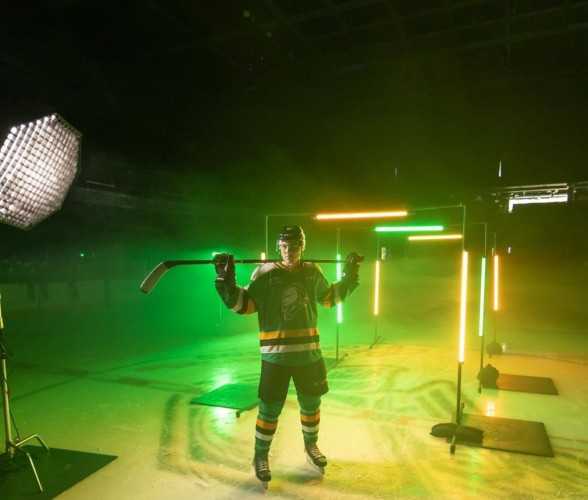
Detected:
[139,258,352,294]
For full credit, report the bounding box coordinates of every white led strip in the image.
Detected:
[0,114,81,229]
[507,193,568,213]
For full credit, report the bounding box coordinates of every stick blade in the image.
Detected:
[140,262,170,294]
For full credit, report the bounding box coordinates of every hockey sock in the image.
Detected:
[254,399,285,457]
[297,393,321,446]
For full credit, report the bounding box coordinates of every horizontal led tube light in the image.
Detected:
[376,225,444,233]
[408,234,462,241]
[316,210,407,221]
[508,194,568,213]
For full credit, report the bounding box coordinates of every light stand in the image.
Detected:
[0,113,81,493]
[1,299,49,492]
[477,223,488,394]
[485,233,503,357]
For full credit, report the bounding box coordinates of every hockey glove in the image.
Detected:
[340,252,362,295]
[213,253,236,285]
[213,253,238,308]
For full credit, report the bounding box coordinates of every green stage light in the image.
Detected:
[375,225,444,233]
[478,257,487,337]
[458,251,469,363]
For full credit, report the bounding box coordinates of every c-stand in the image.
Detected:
[1,294,49,492]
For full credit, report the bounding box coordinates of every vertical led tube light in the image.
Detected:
[493,254,499,311]
[373,259,381,316]
[261,252,266,261]
[458,251,469,363]
[336,253,343,324]
[478,257,487,337]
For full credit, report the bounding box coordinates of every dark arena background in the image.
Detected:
[1,2,587,499]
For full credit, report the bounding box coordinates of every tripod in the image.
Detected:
[1,328,50,492]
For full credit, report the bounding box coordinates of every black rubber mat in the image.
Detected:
[0,446,117,500]
[491,373,559,395]
[190,383,259,411]
[459,414,554,457]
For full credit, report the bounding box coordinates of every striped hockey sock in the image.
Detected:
[254,399,284,457]
[298,393,321,445]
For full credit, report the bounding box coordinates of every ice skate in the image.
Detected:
[253,453,271,489]
[305,443,327,474]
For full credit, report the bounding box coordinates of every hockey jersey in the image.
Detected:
[218,261,349,366]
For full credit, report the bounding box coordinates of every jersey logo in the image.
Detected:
[281,283,311,322]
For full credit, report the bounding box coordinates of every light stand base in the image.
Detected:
[431,423,484,454]
[3,433,50,492]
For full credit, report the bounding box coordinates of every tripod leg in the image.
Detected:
[22,448,44,492]
[12,434,49,492]
[32,434,50,452]
[15,432,50,452]
[450,434,457,455]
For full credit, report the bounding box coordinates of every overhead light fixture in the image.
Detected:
[408,234,462,241]
[507,193,568,213]
[0,114,81,230]
[375,225,444,233]
[315,210,407,221]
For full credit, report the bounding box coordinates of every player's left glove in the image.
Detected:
[213,253,235,287]
[341,252,363,295]
[213,253,238,308]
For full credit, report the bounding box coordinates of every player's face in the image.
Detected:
[279,240,302,266]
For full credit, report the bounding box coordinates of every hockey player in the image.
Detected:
[213,225,361,486]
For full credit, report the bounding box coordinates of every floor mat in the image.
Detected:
[488,373,559,395]
[0,446,117,500]
[458,413,554,457]
[190,383,259,415]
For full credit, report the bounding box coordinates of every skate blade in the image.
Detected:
[305,453,325,475]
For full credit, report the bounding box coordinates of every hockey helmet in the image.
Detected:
[277,225,306,252]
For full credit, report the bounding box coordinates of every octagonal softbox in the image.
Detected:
[0,114,81,230]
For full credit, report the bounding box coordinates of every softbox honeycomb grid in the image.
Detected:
[0,114,81,229]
